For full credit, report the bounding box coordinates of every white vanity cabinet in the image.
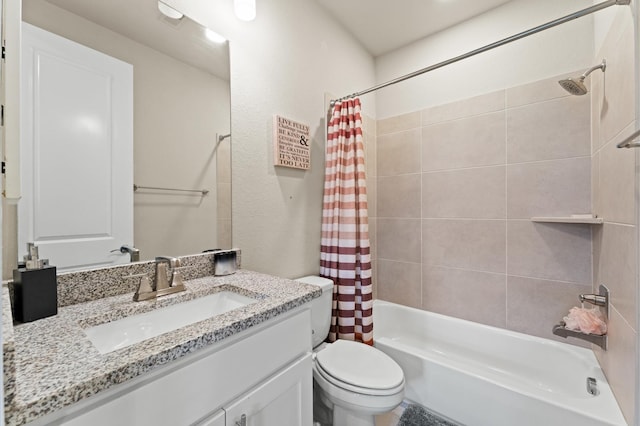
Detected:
[197,353,312,426]
[222,354,312,426]
[30,308,312,426]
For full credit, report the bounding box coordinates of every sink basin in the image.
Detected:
[84,291,257,354]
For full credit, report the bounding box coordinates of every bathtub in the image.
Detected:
[373,300,627,426]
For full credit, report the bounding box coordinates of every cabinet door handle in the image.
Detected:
[235,414,247,426]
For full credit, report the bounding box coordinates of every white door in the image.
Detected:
[19,22,133,272]
[224,354,313,426]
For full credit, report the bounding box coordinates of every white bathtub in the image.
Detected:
[373,300,627,426]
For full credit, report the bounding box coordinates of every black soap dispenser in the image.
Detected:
[12,243,58,322]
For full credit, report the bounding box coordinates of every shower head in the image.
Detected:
[558,77,588,96]
[558,59,606,96]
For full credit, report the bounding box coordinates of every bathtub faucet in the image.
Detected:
[579,293,606,307]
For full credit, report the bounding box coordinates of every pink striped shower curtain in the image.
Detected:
[320,98,373,345]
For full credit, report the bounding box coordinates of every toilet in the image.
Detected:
[295,276,405,426]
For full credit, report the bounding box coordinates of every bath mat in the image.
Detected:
[397,403,460,426]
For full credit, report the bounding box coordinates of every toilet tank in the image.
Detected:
[295,276,333,348]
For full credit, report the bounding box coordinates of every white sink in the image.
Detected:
[84,291,257,354]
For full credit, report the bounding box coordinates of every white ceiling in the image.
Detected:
[314,0,515,56]
[46,0,230,81]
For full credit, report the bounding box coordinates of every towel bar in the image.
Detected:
[133,184,209,196]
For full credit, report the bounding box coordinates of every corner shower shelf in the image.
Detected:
[530,214,603,224]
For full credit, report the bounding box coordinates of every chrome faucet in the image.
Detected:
[132,256,186,301]
[154,256,186,296]
[579,293,607,307]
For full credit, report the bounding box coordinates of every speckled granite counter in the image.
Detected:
[3,267,320,425]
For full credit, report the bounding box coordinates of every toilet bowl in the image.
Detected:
[295,276,405,426]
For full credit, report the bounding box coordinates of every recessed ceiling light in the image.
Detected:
[205,28,227,44]
[234,0,256,22]
[157,1,183,20]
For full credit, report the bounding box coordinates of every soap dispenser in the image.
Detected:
[12,243,58,322]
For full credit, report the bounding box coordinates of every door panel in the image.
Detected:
[20,22,133,271]
[224,354,313,426]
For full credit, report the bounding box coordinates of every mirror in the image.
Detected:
[7,0,231,273]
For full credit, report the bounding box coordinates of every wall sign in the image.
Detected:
[273,115,310,170]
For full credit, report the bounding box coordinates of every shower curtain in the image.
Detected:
[320,97,373,345]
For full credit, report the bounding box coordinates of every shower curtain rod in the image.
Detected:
[330,0,630,106]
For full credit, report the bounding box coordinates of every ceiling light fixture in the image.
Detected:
[205,28,227,44]
[157,1,183,20]
[234,0,256,22]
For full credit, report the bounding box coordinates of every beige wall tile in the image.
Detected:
[376,259,422,308]
[507,220,592,284]
[507,95,590,163]
[378,218,421,263]
[422,111,506,171]
[377,111,420,135]
[599,123,636,225]
[592,152,601,219]
[599,18,635,145]
[421,90,504,126]
[377,175,421,218]
[593,223,636,327]
[593,307,637,425]
[362,113,377,136]
[422,219,506,273]
[370,215,377,304]
[369,217,377,267]
[507,158,591,219]
[364,132,377,179]
[423,166,506,219]
[506,276,590,346]
[377,129,421,176]
[367,178,377,219]
[422,266,506,328]
[506,71,576,108]
[591,71,604,153]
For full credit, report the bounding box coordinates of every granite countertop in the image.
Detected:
[3,269,320,426]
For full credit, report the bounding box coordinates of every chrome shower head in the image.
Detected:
[558,59,606,96]
[558,77,588,96]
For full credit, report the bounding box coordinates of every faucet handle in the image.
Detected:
[155,263,171,291]
[127,273,157,302]
[155,256,179,268]
[170,266,190,289]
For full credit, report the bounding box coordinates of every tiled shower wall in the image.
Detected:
[590,8,637,424]
[374,74,596,345]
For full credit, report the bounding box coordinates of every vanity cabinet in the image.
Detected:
[29,308,312,426]
[198,354,312,426]
[223,354,311,426]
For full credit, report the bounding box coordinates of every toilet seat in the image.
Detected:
[314,340,404,396]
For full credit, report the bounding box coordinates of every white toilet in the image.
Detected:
[296,276,405,426]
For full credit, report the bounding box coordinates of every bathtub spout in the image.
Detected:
[579,293,606,307]
[579,284,610,320]
[552,322,607,350]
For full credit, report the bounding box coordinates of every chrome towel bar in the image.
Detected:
[133,184,209,196]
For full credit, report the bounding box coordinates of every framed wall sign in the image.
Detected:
[273,115,310,170]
